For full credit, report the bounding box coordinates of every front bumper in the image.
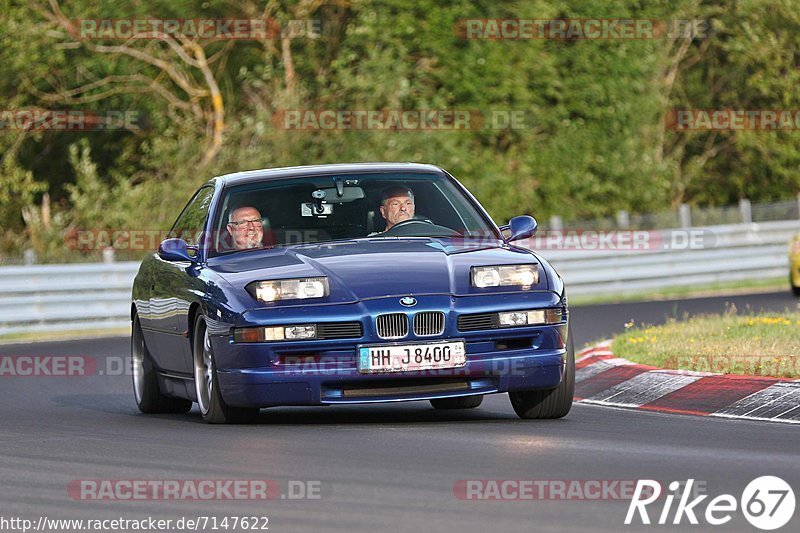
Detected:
[212,292,568,408]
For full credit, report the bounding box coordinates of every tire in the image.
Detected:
[430,395,484,410]
[791,274,800,297]
[193,316,259,424]
[508,327,575,419]
[131,315,192,414]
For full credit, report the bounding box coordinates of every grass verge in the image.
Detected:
[570,276,789,306]
[612,310,800,378]
[0,327,131,345]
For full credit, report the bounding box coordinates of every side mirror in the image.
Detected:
[158,238,197,262]
[501,215,538,243]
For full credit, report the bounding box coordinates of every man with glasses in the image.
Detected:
[227,206,264,250]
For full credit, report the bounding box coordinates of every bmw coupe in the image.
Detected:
[131,163,573,423]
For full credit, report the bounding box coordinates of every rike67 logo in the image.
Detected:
[626,477,795,530]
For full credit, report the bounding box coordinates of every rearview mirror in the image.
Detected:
[501,215,538,243]
[158,238,197,262]
[314,186,365,203]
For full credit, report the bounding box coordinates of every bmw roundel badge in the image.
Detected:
[399,296,417,307]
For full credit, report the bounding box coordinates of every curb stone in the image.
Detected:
[575,341,800,424]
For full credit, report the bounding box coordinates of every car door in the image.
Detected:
[148,186,215,375]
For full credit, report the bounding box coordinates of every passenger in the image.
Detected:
[227,206,264,250]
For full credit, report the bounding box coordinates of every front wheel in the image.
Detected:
[508,328,575,419]
[193,316,259,424]
[131,315,192,414]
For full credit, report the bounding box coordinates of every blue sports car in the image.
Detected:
[131,163,573,423]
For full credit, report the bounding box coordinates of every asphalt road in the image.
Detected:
[1,291,798,533]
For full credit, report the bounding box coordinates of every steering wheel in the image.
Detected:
[382,218,458,237]
[389,218,431,229]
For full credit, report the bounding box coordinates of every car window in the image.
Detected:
[169,186,215,248]
[210,172,498,255]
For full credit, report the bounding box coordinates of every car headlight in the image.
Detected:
[246,277,329,303]
[498,308,564,327]
[234,324,317,343]
[471,264,538,288]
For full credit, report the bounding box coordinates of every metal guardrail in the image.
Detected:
[536,220,800,296]
[0,262,138,335]
[1,220,798,335]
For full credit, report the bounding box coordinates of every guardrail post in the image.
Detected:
[797,192,800,219]
[102,247,115,264]
[616,210,629,229]
[679,203,692,228]
[739,198,752,224]
[23,249,37,265]
[549,215,563,231]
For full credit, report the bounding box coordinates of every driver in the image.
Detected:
[379,186,415,231]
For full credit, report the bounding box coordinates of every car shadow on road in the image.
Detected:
[50,393,575,427]
[51,393,141,415]
[248,403,513,426]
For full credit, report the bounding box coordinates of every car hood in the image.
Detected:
[208,238,551,305]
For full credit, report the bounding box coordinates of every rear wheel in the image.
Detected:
[508,327,575,419]
[131,315,192,414]
[193,316,259,424]
[430,395,484,410]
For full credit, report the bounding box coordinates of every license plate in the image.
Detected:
[357,340,466,373]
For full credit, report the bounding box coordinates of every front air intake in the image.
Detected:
[376,313,409,339]
[413,311,445,336]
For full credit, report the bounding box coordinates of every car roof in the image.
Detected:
[212,162,446,187]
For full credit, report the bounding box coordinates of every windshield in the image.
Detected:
[210,172,499,255]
